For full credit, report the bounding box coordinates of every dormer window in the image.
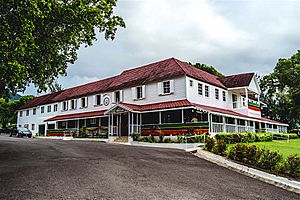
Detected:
[222,91,226,101]
[163,81,170,94]
[33,108,36,115]
[54,104,58,112]
[136,86,143,99]
[132,86,145,100]
[198,83,203,96]
[26,110,29,116]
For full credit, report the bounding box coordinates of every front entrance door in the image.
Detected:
[38,124,46,136]
[120,113,128,136]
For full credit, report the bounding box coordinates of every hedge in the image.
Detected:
[273,133,298,140]
[215,132,272,144]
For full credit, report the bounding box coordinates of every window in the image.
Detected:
[136,86,143,99]
[62,101,68,111]
[205,85,209,97]
[95,94,101,106]
[41,106,45,113]
[33,108,36,115]
[222,91,226,101]
[90,118,96,124]
[31,124,35,131]
[54,104,58,112]
[70,99,76,110]
[26,110,29,116]
[47,105,51,112]
[163,81,170,94]
[215,88,219,100]
[198,83,203,95]
[20,111,23,117]
[189,80,193,87]
[115,91,120,102]
[81,97,88,108]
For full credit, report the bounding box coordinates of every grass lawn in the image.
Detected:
[246,139,300,159]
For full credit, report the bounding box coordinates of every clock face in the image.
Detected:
[103,96,110,106]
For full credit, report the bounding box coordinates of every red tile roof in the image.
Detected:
[220,73,255,88]
[120,100,287,125]
[21,58,254,109]
[45,99,287,125]
[45,110,106,122]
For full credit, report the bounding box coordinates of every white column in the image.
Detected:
[128,112,131,136]
[116,115,119,136]
[245,87,248,107]
[223,116,226,133]
[112,114,114,135]
[131,112,134,135]
[159,111,162,124]
[140,113,142,133]
[108,115,110,135]
[234,118,238,132]
[181,109,184,123]
[208,112,211,134]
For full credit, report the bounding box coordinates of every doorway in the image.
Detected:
[38,124,46,136]
[120,113,128,136]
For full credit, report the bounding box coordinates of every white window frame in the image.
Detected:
[198,83,203,96]
[41,106,45,113]
[81,97,88,108]
[215,88,219,100]
[47,105,51,112]
[205,85,209,97]
[222,91,226,101]
[95,94,102,106]
[70,99,77,110]
[189,80,193,87]
[62,101,68,111]
[54,104,58,112]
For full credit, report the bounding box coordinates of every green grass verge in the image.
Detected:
[228,139,300,160]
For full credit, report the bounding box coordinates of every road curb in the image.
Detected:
[35,136,108,142]
[194,149,300,194]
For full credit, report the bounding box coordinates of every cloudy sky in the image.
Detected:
[25,0,300,95]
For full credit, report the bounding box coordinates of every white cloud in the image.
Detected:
[23,0,300,95]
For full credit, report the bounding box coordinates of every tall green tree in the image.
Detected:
[189,62,224,77]
[0,95,34,128]
[260,50,300,128]
[0,0,125,99]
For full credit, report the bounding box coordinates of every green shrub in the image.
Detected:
[227,143,249,162]
[159,134,164,143]
[205,137,216,152]
[212,140,227,156]
[131,132,140,141]
[257,149,282,171]
[140,135,155,143]
[273,133,298,140]
[164,137,173,143]
[281,154,300,177]
[215,132,272,144]
[176,135,185,143]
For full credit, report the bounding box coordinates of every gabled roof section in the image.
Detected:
[219,73,255,88]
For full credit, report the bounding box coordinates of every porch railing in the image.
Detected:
[211,123,256,133]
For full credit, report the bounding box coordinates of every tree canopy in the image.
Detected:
[0,0,125,99]
[260,50,300,128]
[0,95,34,128]
[189,62,224,77]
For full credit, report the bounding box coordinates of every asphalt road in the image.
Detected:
[0,136,299,200]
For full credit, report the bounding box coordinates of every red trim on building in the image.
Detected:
[45,110,106,122]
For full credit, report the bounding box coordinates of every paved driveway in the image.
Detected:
[0,136,299,200]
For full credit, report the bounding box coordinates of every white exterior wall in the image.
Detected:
[17,76,187,134]
[186,76,231,109]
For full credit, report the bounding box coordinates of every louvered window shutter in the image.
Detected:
[132,87,137,100]
[142,85,146,98]
[170,80,175,93]
[157,82,163,95]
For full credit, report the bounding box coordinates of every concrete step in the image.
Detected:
[113,136,129,143]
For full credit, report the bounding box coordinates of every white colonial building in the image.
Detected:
[17,58,288,137]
